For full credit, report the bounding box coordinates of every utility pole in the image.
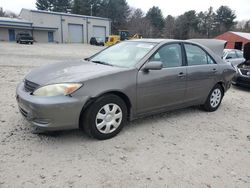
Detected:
[90,4,93,16]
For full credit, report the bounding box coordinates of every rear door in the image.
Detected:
[225,51,239,66]
[184,43,218,104]
[136,43,187,115]
[235,50,245,65]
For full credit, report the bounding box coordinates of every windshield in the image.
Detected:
[90,41,157,68]
[96,37,103,42]
[20,33,30,36]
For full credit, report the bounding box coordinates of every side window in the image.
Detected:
[207,55,216,64]
[236,51,243,58]
[150,44,182,68]
[184,44,209,66]
[226,52,237,59]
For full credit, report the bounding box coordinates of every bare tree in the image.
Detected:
[0,8,18,18]
[126,8,152,37]
[0,7,5,16]
[163,15,175,38]
[4,10,18,18]
[244,20,250,32]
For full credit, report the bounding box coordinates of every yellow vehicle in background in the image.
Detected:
[105,30,142,46]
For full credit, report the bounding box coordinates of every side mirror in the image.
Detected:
[143,61,163,71]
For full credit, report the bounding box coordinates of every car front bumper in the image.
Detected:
[232,74,250,87]
[16,82,88,132]
[20,40,33,42]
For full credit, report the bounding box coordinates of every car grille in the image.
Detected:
[239,69,250,77]
[24,80,39,93]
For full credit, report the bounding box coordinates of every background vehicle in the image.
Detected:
[223,49,245,66]
[105,30,142,46]
[16,33,34,44]
[232,43,250,87]
[16,39,235,140]
[90,37,104,46]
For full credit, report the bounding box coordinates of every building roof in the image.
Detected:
[0,17,32,24]
[0,17,58,30]
[230,31,250,40]
[21,8,111,21]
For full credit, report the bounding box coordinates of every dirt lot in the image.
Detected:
[0,42,250,188]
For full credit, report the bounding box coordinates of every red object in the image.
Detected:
[215,31,250,50]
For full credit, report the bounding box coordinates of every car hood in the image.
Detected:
[25,60,125,86]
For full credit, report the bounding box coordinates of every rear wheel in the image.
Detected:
[203,84,224,112]
[82,94,127,140]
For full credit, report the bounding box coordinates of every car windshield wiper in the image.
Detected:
[91,60,113,66]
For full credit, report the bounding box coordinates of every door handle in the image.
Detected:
[178,72,185,78]
[212,68,217,73]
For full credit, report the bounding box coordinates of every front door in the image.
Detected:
[136,43,187,115]
[48,32,54,42]
[8,29,15,41]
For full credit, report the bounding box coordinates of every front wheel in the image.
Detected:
[203,84,224,112]
[82,94,127,140]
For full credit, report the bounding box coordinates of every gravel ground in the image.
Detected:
[0,42,250,188]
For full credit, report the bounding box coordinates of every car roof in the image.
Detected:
[130,39,178,43]
[224,49,242,52]
[129,38,227,58]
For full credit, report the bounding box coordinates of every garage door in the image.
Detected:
[68,24,83,43]
[93,26,106,42]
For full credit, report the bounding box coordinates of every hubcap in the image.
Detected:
[95,103,122,134]
[210,88,221,108]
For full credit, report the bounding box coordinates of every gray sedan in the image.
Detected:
[16,39,236,139]
[223,49,245,66]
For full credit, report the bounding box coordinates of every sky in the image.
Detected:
[1,0,250,20]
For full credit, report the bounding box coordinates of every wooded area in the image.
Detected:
[2,0,250,39]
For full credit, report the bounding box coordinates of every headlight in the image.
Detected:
[33,83,82,96]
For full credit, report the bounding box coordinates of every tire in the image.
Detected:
[82,94,127,140]
[31,42,33,45]
[203,84,224,112]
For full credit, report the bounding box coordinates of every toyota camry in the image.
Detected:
[16,39,236,140]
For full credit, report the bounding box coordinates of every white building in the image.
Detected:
[0,9,111,43]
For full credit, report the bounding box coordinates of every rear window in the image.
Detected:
[20,33,30,36]
[184,44,215,65]
[226,52,237,59]
[236,51,243,58]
